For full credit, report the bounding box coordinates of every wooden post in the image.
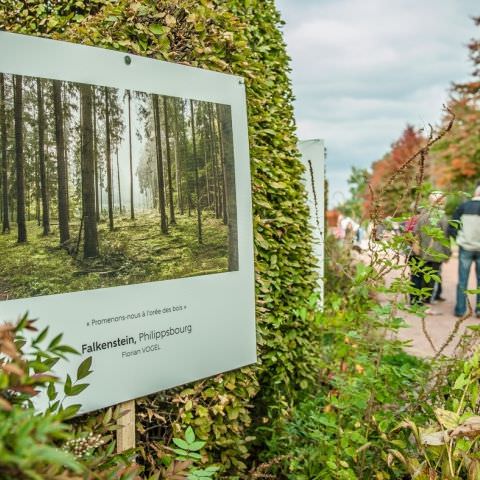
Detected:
[116,399,136,453]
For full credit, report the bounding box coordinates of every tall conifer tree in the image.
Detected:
[14,75,26,243]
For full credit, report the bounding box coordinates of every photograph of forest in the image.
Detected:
[0,72,238,301]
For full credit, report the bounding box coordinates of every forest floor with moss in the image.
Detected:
[0,211,228,301]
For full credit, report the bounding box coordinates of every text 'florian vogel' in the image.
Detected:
[81,324,192,354]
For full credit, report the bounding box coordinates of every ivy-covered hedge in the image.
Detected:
[0,0,319,475]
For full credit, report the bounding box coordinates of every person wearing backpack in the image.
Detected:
[410,192,451,314]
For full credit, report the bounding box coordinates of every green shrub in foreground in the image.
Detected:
[0,315,140,479]
[266,260,430,479]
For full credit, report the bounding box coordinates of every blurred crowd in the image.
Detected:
[328,184,480,317]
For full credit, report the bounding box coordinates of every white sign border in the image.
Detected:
[0,31,256,413]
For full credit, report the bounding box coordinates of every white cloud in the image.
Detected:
[276,0,479,206]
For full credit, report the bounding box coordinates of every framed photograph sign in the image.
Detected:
[0,31,256,413]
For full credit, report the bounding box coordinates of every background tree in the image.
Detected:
[104,87,114,230]
[0,72,9,233]
[163,96,175,225]
[36,78,50,235]
[52,80,70,245]
[215,104,228,226]
[92,89,100,222]
[173,97,183,216]
[80,84,98,258]
[190,100,202,244]
[364,125,426,217]
[430,97,480,191]
[217,103,238,270]
[457,16,480,96]
[338,167,369,221]
[14,75,26,243]
[153,94,168,234]
[115,148,122,214]
[431,17,480,192]
[126,89,134,220]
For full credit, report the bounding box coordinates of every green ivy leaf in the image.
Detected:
[185,426,195,444]
[173,438,190,450]
[149,24,165,35]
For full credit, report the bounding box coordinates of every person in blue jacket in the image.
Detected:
[449,184,480,317]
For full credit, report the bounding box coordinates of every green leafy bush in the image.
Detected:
[265,252,430,479]
[385,345,480,479]
[0,1,319,475]
[265,189,480,478]
[0,315,141,479]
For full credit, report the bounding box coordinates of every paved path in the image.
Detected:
[397,250,479,357]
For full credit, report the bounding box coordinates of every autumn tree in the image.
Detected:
[364,125,426,217]
[457,16,480,96]
[430,97,480,190]
[432,17,480,190]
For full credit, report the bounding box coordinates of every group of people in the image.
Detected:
[334,214,368,250]
[408,185,480,317]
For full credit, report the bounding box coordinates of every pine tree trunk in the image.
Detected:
[104,87,114,231]
[35,152,40,225]
[163,96,176,225]
[150,163,158,210]
[52,80,70,245]
[63,93,70,223]
[26,181,31,222]
[14,75,27,243]
[216,104,228,225]
[202,119,211,208]
[208,104,220,218]
[93,91,100,222]
[180,100,191,217]
[190,100,202,244]
[173,99,183,215]
[0,73,10,233]
[127,90,135,220]
[217,105,238,270]
[80,84,98,258]
[116,148,122,215]
[153,94,168,234]
[37,79,50,235]
[181,100,190,216]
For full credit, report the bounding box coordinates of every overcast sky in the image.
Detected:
[275,0,479,206]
